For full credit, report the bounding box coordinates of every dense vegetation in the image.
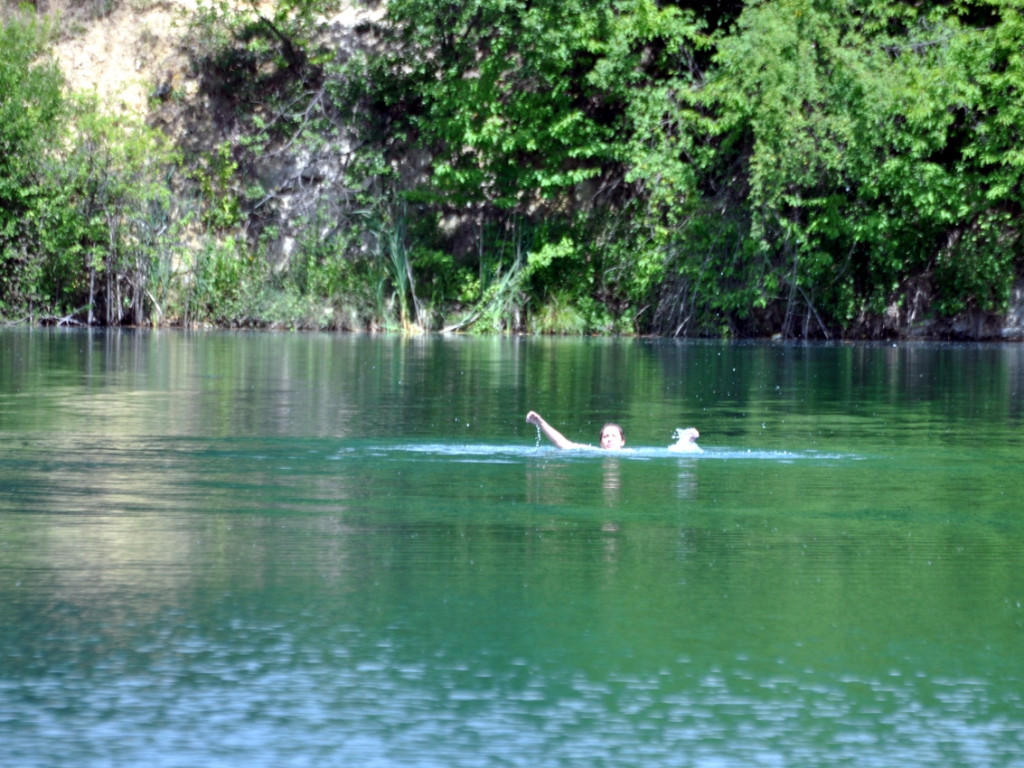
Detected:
[1,0,1022,337]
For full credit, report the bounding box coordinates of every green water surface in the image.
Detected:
[0,329,1022,767]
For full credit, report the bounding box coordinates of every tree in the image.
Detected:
[51,97,182,325]
[0,11,65,318]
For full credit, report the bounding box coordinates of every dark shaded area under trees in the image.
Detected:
[2,0,1023,338]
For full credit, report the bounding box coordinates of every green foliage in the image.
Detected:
[934,211,1018,314]
[590,0,713,211]
[190,142,243,231]
[356,199,422,331]
[640,0,1024,336]
[1,11,181,325]
[5,0,1024,336]
[360,0,1024,336]
[380,0,618,207]
[529,291,589,335]
[0,11,64,317]
[188,0,343,76]
[409,247,471,318]
[58,95,183,325]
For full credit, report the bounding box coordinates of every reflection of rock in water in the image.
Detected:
[676,468,697,499]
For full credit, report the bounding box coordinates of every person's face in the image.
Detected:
[600,425,625,450]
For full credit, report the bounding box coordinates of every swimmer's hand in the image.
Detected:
[525,410,583,450]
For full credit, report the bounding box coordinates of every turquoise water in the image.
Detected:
[1,330,1022,766]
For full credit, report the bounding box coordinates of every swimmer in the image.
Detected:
[526,411,625,450]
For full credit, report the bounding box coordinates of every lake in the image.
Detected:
[1,329,1022,767]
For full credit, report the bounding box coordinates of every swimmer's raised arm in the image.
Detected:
[526,411,585,450]
[526,411,626,450]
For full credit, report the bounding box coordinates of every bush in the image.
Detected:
[0,12,65,318]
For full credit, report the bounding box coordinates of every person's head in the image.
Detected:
[599,423,625,450]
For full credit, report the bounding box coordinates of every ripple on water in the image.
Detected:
[337,441,857,464]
